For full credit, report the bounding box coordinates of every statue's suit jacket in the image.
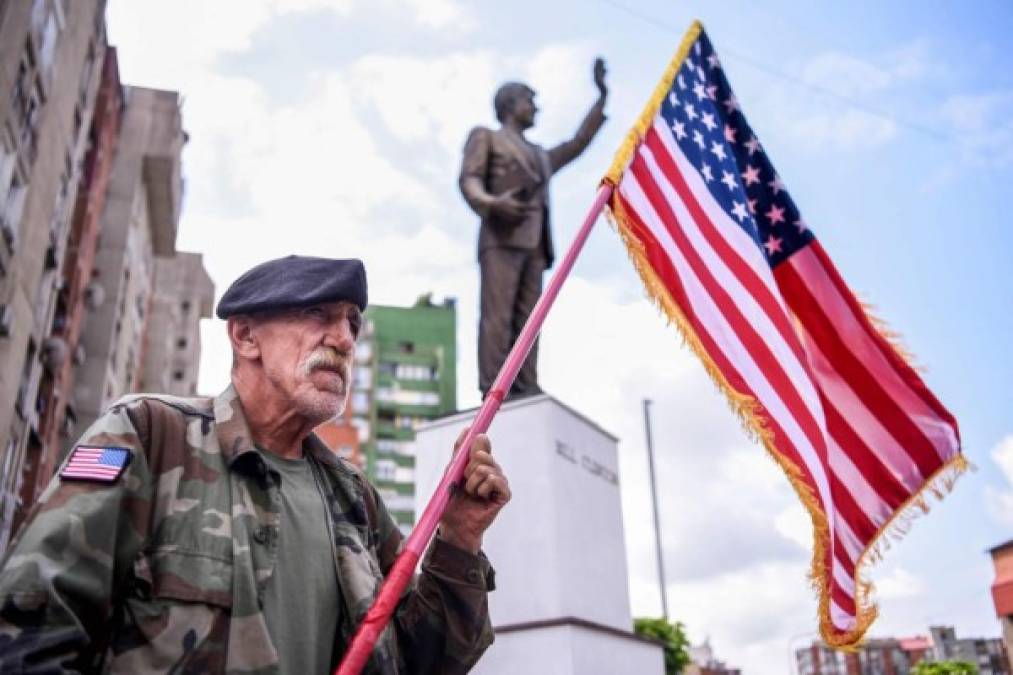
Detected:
[459,99,606,269]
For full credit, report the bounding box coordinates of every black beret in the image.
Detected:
[216,255,367,319]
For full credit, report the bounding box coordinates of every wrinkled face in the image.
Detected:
[252,300,362,425]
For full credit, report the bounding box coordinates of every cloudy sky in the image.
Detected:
[106,1,1013,671]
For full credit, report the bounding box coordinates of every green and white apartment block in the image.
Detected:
[349,294,457,533]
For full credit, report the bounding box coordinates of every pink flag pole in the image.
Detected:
[335,182,615,675]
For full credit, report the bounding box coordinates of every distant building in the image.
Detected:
[898,636,933,667]
[316,294,457,533]
[686,639,741,675]
[797,637,924,675]
[930,625,1010,675]
[71,85,210,440]
[990,539,1013,661]
[137,252,213,396]
[797,627,1009,675]
[796,641,848,675]
[0,4,212,551]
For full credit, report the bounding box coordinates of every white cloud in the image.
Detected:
[347,51,499,155]
[750,42,931,153]
[875,567,925,600]
[938,91,1013,167]
[774,502,813,551]
[522,43,599,142]
[671,560,816,669]
[788,108,897,151]
[345,43,599,160]
[402,0,475,31]
[800,42,929,99]
[986,435,1013,525]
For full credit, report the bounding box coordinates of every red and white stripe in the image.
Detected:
[612,114,961,641]
[61,448,124,481]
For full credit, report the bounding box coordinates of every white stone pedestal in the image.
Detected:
[414,394,664,675]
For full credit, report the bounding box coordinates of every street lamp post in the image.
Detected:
[643,398,669,621]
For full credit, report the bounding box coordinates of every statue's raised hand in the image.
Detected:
[593,57,608,99]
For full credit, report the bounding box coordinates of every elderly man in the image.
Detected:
[0,256,509,674]
[459,58,608,399]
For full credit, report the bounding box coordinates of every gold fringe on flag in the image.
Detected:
[604,21,703,186]
[600,19,968,649]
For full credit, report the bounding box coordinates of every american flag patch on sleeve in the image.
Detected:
[60,446,132,483]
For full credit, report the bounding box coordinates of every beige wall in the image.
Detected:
[73,85,185,437]
[140,251,213,396]
[0,0,107,548]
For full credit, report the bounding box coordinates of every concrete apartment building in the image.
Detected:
[797,627,1009,675]
[991,540,1013,660]
[72,85,212,440]
[797,638,929,675]
[929,625,1010,675]
[318,294,457,532]
[0,2,213,551]
[32,45,122,518]
[137,252,213,397]
[0,0,108,549]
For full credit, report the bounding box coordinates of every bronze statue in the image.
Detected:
[459,58,608,399]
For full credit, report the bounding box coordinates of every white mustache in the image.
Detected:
[301,349,349,380]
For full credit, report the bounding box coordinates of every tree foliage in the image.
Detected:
[911,661,979,675]
[633,617,690,675]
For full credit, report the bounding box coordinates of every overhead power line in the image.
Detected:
[597,0,956,144]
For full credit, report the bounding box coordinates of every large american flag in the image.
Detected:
[604,22,964,646]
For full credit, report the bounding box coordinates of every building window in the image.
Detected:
[376,439,399,454]
[38,7,60,76]
[176,337,187,350]
[354,366,372,390]
[398,341,414,354]
[14,339,37,418]
[1,172,27,250]
[351,417,370,442]
[0,142,15,218]
[47,154,72,247]
[394,363,437,382]
[12,44,44,165]
[394,465,414,484]
[351,390,369,414]
[172,370,184,381]
[180,299,191,313]
[382,388,439,406]
[355,340,372,362]
[377,439,415,457]
[375,459,397,481]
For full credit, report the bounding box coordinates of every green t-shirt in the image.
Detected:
[260,450,341,674]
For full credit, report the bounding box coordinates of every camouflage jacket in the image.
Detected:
[0,385,495,674]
